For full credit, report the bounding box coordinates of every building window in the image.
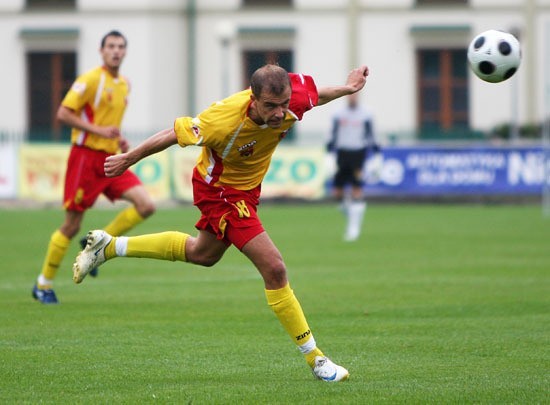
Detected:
[242,50,293,88]
[26,0,75,8]
[238,27,295,87]
[27,52,76,141]
[417,49,469,137]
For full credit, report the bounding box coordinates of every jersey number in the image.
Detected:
[234,200,250,218]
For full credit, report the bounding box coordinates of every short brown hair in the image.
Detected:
[250,64,290,98]
[101,30,127,48]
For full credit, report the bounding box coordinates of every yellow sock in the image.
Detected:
[103,206,144,236]
[265,283,324,367]
[107,232,188,261]
[304,347,325,367]
[39,230,70,285]
[104,238,117,260]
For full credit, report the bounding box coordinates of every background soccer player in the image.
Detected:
[327,93,380,241]
[73,64,369,381]
[32,30,155,304]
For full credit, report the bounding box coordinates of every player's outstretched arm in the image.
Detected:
[104,127,177,177]
[317,65,369,106]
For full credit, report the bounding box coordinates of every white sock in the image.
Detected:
[345,200,366,241]
[37,274,53,287]
[115,236,129,257]
[298,335,317,354]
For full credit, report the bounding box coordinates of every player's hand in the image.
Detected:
[104,153,131,177]
[97,126,121,139]
[346,65,369,93]
[119,137,130,153]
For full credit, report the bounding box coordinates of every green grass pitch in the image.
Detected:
[0,203,548,403]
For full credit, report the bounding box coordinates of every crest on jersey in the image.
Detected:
[238,140,257,157]
[71,82,86,95]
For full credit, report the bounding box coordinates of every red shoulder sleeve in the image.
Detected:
[288,73,318,120]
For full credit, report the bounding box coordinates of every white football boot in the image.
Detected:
[312,356,350,382]
[73,230,112,284]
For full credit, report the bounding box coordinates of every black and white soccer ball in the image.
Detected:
[467,29,521,83]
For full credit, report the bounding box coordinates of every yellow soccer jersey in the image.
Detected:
[174,74,318,190]
[62,66,129,154]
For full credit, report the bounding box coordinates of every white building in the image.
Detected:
[0,0,548,145]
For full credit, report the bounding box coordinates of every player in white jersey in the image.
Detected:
[327,93,379,241]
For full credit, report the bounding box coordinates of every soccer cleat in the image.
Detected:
[344,228,360,242]
[79,236,99,277]
[32,284,59,304]
[312,356,350,382]
[73,230,112,284]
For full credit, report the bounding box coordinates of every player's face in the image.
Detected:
[101,36,127,70]
[252,87,291,128]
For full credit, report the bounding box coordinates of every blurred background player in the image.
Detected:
[327,93,380,242]
[32,30,155,304]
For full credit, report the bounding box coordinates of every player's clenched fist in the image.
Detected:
[104,154,131,177]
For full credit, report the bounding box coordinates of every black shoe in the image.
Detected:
[79,236,99,277]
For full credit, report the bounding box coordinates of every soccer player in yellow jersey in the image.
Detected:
[74,64,369,381]
[32,31,155,304]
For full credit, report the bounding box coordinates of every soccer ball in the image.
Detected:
[467,30,521,83]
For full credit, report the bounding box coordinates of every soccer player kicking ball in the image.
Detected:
[73,64,369,382]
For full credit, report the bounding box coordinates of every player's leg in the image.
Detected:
[344,151,367,242]
[33,210,84,304]
[345,200,366,241]
[241,232,349,382]
[241,232,319,360]
[107,184,156,235]
[115,228,227,266]
[79,178,156,277]
[332,151,347,203]
[332,185,345,202]
[73,229,228,283]
[184,230,230,266]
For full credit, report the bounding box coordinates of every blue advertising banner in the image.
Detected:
[363,146,546,196]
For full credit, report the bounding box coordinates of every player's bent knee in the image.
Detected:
[192,255,222,267]
[137,202,156,218]
[144,205,156,218]
[61,222,81,239]
[184,234,227,267]
[262,261,287,287]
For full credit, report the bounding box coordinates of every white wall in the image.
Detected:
[0,18,26,129]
